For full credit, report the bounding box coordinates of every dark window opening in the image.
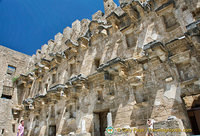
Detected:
[12,124,15,133]
[188,109,200,135]
[45,84,48,91]
[97,90,104,102]
[38,82,42,91]
[94,58,100,69]
[192,8,200,20]
[35,116,39,120]
[1,129,4,134]
[70,112,74,118]
[1,86,13,99]
[125,33,136,48]
[58,73,61,79]
[7,65,16,75]
[1,94,12,99]
[50,108,55,118]
[108,89,115,96]
[70,64,76,76]
[48,125,56,136]
[69,105,74,118]
[104,71,113,80]
[94,111,108,136]
[182,6,188,11]
[77,105,80,110]
[57,110,61,115]
[25,106,29,110]
[187,96,200,135]
[52,74,56,84]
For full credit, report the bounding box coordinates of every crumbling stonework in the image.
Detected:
[1,0,200,136]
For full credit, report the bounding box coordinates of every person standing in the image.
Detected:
[147,119,155,136]
[17,120,24,136]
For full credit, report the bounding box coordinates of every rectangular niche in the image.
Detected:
[48,125,56,136]
[162,12,179,31]
[125,32,136,48]
[176,63,196,82]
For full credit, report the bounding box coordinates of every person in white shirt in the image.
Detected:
[147,119,155,136]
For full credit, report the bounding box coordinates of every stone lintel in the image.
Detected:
[155,0,175,15]
[143,41,163,51]
[97,57,125,72]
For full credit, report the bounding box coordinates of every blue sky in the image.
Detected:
[0,0,119,56]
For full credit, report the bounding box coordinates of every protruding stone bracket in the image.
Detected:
[88,21,104,35]
[47,84,67,95]
[143,41,167,62]
[66,74,87,87]
[97,58,128,79]
[185,19,200,50]
[186,19,200,36]
[121,3,140,22]
[50,56,62,67]
[23,98,35,111]
[17,73,34,87]
[49,66,57,74]
[165,36,192,64]
[40,58,51,68]
[78,37,90,49]
[155,0,175,15]
[65,40,79,59]
[65,39,79,48]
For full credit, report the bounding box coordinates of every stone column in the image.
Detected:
[81,119,86,133]
[107,112,112,127]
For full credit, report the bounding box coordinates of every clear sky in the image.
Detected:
[0,0,119,56]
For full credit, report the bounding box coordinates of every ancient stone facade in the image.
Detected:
[1,0,200,136]
[0,45,32,135]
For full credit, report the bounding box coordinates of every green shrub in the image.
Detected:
[12,76,19,82]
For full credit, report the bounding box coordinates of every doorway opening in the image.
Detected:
[187,95,200,135]
[93,111,108,136]
[48,125,56,136]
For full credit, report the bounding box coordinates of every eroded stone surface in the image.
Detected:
[1,0,200,136]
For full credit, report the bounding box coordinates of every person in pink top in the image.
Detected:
[17,120,24,136]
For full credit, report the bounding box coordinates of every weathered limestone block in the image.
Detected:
[153,118,188,136]
[63,27,72,40]
[54,32,63,47]
[76,133,91,136]
[41,44,48,55]
[119,0,133,6]
[2,1,200,136]
[71,20,81,43]
[80,19,91,37]
[92,10,104,21]
[47,39,55,55]
[170,50,190,64]
[103,0,117,16]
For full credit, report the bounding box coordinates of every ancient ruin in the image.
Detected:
[0,0,200,135]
